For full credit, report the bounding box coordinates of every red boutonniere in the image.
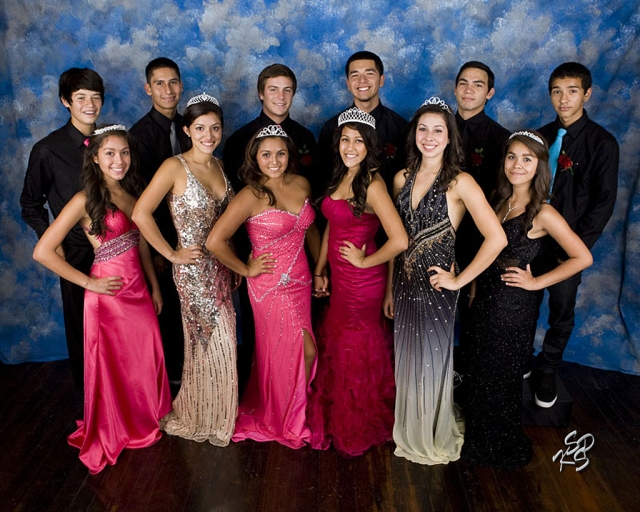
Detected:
[299,145,313,166]
[558,152,574,174]
[384,143,397,158]
[471,148,484,166]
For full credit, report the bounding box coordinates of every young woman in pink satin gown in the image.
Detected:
[33,125,171,474]
[306,108,408,457]
[207,125,320,449]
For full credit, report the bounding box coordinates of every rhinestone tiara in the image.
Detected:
[338,107,376,129]
[256,125,289,139]
[509,130,544,145]
[421,96,451,113]
[186,92,220,107]
[92,124,126,136]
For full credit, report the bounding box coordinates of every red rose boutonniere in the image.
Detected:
[558,152,574,175]
[385,143,397,158]
[471,148,484,166]
[299,145,313,166]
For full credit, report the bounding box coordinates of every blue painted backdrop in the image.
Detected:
[1,0,638,374]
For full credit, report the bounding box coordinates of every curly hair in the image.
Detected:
[492,130,550,234]
[82,126,144,237]
[238,133,299,206]
[322,122,381,217]
[404,104,464,192]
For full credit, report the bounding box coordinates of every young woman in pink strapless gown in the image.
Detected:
[33,125,171,474]
[207,125,320,449]
[306,108,408,457]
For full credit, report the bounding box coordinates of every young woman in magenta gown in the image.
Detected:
[34,125,171,474]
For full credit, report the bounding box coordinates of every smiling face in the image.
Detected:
[184,112,222,154]
[259,76,294,124]
[550,77,591,127]
[504,140,538,187]
[93,135,131,183]
[145,67,183,118]
[346,59,384,108]
[256,137,289,180]
[339,126,368,170]
[61,89,102,134]
[454,67,495,120]
[415,112,449,161]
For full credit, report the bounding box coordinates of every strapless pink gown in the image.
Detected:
[232,199,317,449]
[307,197,396,457]
[68,209,172,474]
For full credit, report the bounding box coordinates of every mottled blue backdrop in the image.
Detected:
[1,0,638,374]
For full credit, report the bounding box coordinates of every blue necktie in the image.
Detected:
[548,128,567,187]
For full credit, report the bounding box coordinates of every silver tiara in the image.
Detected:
[338,107,376,129]
[421,96,451,113]
[92,124,126,136]
[256,125,289,139]
[186,92,219,107]
[509,131,544,145]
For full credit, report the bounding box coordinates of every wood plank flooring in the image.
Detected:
[1,359,637,511]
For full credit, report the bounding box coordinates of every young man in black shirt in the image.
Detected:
[130,57,188,386]
[535,62,619,407]
[20,68,104,389]
[317,51,408,194]
[223,63,318,192]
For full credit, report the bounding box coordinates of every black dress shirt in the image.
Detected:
[455,110,510,198]
[130,107,189,248]
[20,120,92,262]
[317,102,409,193]
[222,110,319,195]
[538,111,619,255]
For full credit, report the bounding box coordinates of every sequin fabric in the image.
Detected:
[461,214,543,469]
[161,155,237,446]
[392,169,464,465]
[93,230,140,263]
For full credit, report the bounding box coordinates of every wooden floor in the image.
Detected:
[1,359,638,512]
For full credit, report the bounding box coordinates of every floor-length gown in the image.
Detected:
[392,170,464,465]
[232,199,316,449]
[160,155,237,445]
[68,209,172,474]
[307,197,396,457]
[461,214,542,469]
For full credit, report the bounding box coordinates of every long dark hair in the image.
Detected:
[404,104,464,192]
[322,122,381,217]
[239,133,299,206]
[82,126,144,236]
[182,100,224,151]
[492,130,550,233]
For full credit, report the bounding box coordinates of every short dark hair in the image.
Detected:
[345,51,384,77]
[257,63,297,96]
[59,68,105,105]
[455,61,495,91]
[548,62,592,94]
[182,100,224,131]
[145,57,181,84]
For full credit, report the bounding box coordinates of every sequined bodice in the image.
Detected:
[93,209,140,263]
[167,155,233,249]
[396,170,456,272]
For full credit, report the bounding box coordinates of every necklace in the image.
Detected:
[502,200,518,223]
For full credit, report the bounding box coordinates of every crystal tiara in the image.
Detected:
[338,107,376,129]
[421,96,451,113]
[92,124,126,136]
[256,125,289,138]
[186,92,220,107]
[509,130,544,145]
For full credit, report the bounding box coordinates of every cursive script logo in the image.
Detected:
[552,430,594,472]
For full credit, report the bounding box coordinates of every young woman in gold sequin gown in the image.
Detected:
[133,95,238,445]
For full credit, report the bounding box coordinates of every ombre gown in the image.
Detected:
[232,198,316,449]
[307,197,396,457]
[392,170,464,465]
[68,209,172,475]
[161,155,238,445]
